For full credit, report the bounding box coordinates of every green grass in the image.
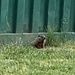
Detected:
[0,41,75,75]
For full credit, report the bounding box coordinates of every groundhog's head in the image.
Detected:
[38,35,46,40]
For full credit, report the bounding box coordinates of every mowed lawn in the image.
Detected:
[0,41,75,75]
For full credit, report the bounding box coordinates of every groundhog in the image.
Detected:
[31,35,46,48]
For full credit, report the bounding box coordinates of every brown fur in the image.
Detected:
[31,35,46,48]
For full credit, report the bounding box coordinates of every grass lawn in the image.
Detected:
[0,41,75,75]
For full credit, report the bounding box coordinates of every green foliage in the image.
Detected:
[46,27,60,47]
[46,26,66,47]
[60,32,67,43]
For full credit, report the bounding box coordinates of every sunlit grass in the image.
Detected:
[0,41,75,75]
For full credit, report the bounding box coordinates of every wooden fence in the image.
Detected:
[0,0,75,33]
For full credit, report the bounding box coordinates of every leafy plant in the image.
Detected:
[46,26,66,47]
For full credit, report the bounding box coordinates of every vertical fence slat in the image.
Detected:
[28,0,34,33]
[6,0,14,33]
[58,0,64,32]
[43,0,49,32]
[23,0,34,33]
[0,0,1,27]
[16,0,24,33]
[23,0,31,33]
[0,0,9,33]
[48,0,56,31]
[69,0,75,32]
[7,0,18,33]
[55,0,60,32]
[40,0,46,32]
[32,0,41,33]
[62,0,71,32]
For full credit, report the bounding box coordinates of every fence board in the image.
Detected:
[32,0,41,33]
[62,0,71,32]
[55,0,60,32]
[48,0,56,31]
[0,0,1,27]
[7,0,18,33]
[43,0,49,32]
[57,0,64,32]
[28,0,34,33]
[69,0,75,32]
[7,0,14,33]
[23,0,31,33]
[23,0,34,33]
[40,0,46,32]
[0,0,9,33]
[16,0,24,33]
